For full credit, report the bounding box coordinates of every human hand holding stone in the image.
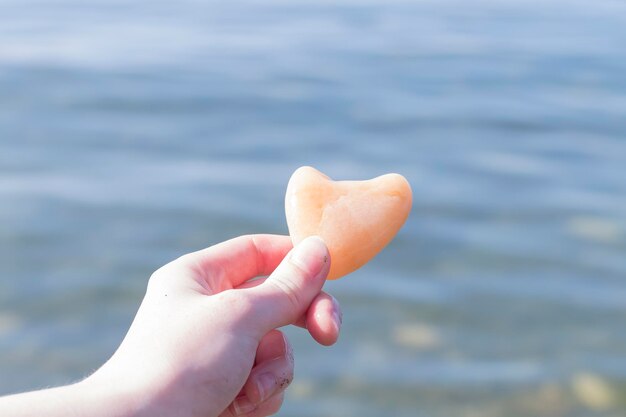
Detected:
[0,235,341,417]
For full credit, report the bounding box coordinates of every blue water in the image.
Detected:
[1,1,626,415]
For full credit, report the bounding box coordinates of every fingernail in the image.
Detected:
[290,236,328,279]
[332,310,342,334]
[332,295,343,330]
[232,396,256,416]
[283,332,294,365]
[256,372,277,402]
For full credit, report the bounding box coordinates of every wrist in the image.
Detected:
[0,379,129,417]
[78,365,156,417]
[82,354,205,417]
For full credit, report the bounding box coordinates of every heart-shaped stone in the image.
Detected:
[285,166,412,280]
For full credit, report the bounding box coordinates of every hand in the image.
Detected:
[84,234,341,417]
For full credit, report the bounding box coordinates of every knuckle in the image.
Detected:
[267,275,302,311]
[147,268,168,290]
[147,261,181,291]
[175,252,196,265]
[146,252,201,293]
[287,255,310,277]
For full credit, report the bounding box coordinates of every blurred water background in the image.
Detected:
[1,0,626,415]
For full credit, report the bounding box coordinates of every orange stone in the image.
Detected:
[285,166,412,280]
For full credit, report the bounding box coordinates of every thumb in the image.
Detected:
[241,236,330,337]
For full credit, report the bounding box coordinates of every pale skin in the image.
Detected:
[0,235,341,417]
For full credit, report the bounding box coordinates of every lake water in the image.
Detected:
[1,0,626,415]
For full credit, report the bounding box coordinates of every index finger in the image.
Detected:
[184,234,293,291]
